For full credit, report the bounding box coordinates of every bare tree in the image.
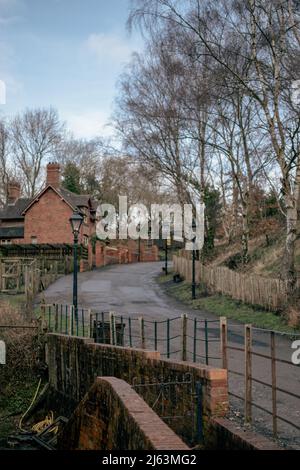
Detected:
[115,32,205,206]
[129,0,300,287]
[10,108,64,197]
[0,119,10,206]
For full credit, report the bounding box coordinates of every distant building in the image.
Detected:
[0,163,96,249]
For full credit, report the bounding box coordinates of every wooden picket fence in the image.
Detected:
[173,254,291,311]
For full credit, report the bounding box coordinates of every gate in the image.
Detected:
[132,374,203,447]
[0,258,34,293]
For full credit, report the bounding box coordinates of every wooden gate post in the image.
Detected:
[40,304,46,327]
[181,313,188,361]
[245,324,252,424]
[220,317,228,370]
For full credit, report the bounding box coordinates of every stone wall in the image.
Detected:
[58,377,189,450]
[46,334,228,446]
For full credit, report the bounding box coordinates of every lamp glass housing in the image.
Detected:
[69,211,83,235]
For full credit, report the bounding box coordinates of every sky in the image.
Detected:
[0,0,142,139]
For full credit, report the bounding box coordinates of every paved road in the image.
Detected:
[39,261,207,320]
[39,261,300,449]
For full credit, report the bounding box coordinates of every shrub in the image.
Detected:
[0,301,43,389]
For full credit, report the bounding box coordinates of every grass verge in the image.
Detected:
[0,293,26,309]
[158,273,300,334]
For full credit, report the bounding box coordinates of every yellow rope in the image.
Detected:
[18,378,42,431]
[18,379,59,436]
[32,411,58,435]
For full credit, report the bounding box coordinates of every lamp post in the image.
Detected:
[192,218,196,300]
[165,238,168,275]
[69,211,83,322]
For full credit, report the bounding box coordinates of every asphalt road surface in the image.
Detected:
[38,261,300,449]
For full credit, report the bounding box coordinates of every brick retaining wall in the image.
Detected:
[207,418,281,450]
[46,334,228,446]
[58,377,189,450]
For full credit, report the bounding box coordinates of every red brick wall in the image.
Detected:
[46,334,228,446]
[93,241,159,267]
[24,188,74,244]
[95,243,104,267]
[58,377,189,450]
[207,417,281,450]
[23,187,93,245]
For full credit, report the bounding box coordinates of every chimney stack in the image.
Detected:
[7,180,21,205]
[46,162,61,189]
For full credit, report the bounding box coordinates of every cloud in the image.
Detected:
[63,110,114,139]
[84,32,136,64]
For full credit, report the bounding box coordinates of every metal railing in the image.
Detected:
[223,322,300,443]
[38,303,300,448]
[40,304,220,364]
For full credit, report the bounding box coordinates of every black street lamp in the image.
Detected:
[165,238,168,275]
[192,218,197,300]
[69,211,83,321]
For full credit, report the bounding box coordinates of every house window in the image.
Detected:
[83,236,89,247]
[1,239,11,245]
[31,236,37,244]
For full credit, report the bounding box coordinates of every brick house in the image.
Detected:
[0,163,97,250]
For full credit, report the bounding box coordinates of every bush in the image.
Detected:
[0,301,43,389]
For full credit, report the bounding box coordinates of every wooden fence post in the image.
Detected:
[220,317,228,370]
[24,265,28,302]
[139,316,145,349]
[181,313,188,361]
[245,324,252,424]
[270,331,277,438]
[40,304,46,328]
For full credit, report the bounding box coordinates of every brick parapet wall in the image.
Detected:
[46,334,228,446]
[58,377,189,450]
[207,418,281,450]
